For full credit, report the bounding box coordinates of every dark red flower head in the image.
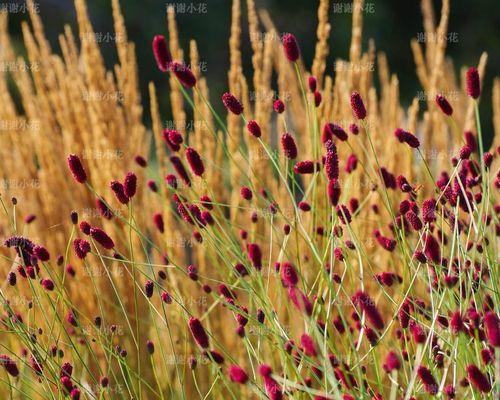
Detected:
[281,262,298,287]
[188,317,209,349]
[435,94,453,116]
[134,155,147,167]
[394,128,420,148]
[247,243,262,270]
[484,312,500,347]
[229,365,248,384]
[185,147,205,177]
[466,67,481,99]
[308,76,317,92]
[171,62,196,88]
[152,35,172,72]
[417,365,438,395]
[300,333,317,357]
[67,154,87,184]
[327,179,341,206]
[124,172,137,199]
[294,160,317,174]
[0,354,19,377]
[352,290,384,330]
[273,99,285,114]
[90,227,115,250]
[466,364,491,393]
[110,181,129,204]
[323,123,348,142]
[153,213,164,233]
[73,239,91,259]
[247,120,261,138]
[324,140,339,180]
[350,91,366,120]
[33,245,50,262]
[281,133,298,159]
[282,33,300,62]
[222,92,244,115]
[383,351,401,372]
[170,156,191,187]
[240,186,252,200]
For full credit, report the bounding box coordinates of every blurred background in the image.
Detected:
[5,0,500,143]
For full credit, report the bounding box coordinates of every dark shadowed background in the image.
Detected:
[5,0,500,142]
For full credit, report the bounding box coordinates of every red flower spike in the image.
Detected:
[282,33,300,62]
[67,154,87,184]
[281,133,298,159]
[188,317,209,349]
[466,67,481,99]
[185,147,205,177]
[350,91,366,120]
[171,62,196,88]
[152,35,172,72]
[435,94,453,116]
[222,92,244,115]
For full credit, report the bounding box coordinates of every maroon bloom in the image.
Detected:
[466,67,481,99]
[424,234,441,264]
[73,239,91,259]
[422,199,436,223]
[41,278,54,291]
[90,227,115,249]
[170,156,191,187]
[287,287,313,316]
[324,140,339,180]
[273,99,285,114]
[240,186,252,200]
[383,351,400,372]
[134,155,147,167]
[171,62,196,88]
[300,334,317,357]
[324,122,348,141]
[123,172,137,199]
[294,160,317,174]
[466,364,491,393]
[282,33,300,62]
[350,91,366,120]
[247,243,262,270]
[110,181,129,204]
[258,364,283,400]
[484,312,500,347]
[394,128,420,148]
[327,179,341,206]
[308,76,317,92]
[247,120,261,138]
[435,94,453,116]
[406,210,423,231]
[417,365,438,395]
[185,147,205,177]
[281,133,298,159]
[281,262,298,287]
[229,365,248,384]
[0,354,19,377]
[374,230,396,252]
[153,213,164,233]
[152,35,172,72]
[222,92,244,115]
[33,245,50,261]
[188,317,209,349]
[352,290,384,330]
[162,129,181,152]
[345,154,358,173]
[67,154,87,184]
